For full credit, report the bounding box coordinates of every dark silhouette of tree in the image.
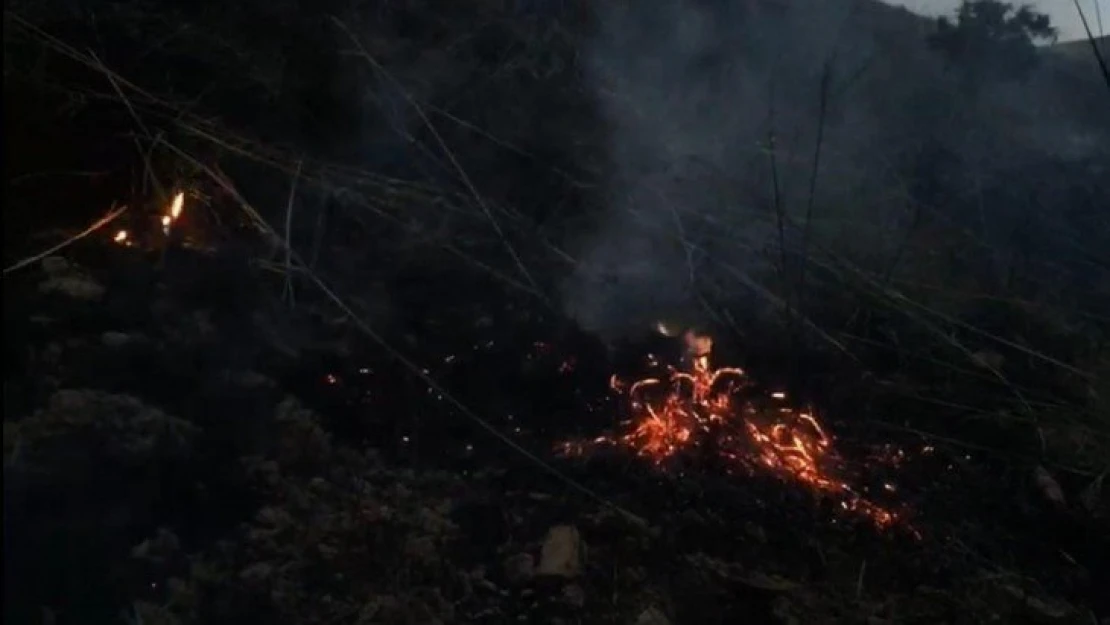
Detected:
[927,0,1057,87]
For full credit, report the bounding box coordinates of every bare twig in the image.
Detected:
[864,420,1101,477]
[87,50,169,205]
[88,50,150,138]
[282,159,303,306]
[174,149,650,529]
[332,17,545,300]
[797,55,833,301]
[3,204,128,275]
[1074,0,1110,94]
[765,82,789,288]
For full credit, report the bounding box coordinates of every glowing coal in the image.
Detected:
[559,329,910,532]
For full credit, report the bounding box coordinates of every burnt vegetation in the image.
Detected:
[3,1,1109,624]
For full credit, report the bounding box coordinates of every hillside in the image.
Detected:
[1050,33,1110,60]
[5,1,1109,624]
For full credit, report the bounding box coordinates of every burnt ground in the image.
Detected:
[3,3,1109,622]
[3,235,1107,625]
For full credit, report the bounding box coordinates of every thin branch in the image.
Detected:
[797,55,834,302]
[331,17,545,300]
[4,204,128,275]
[1074,0,1110,94]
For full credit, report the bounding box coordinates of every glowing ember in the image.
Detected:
[559,330,909,532]
[113,230,131,245]
[608,331,747,463]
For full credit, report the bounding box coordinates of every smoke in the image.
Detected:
[560,0,1110,342]
[561,0,873,340]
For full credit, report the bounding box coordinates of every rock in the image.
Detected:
[971,350,1005,370]
[1033,465,1066,509]
[239,562,274,583]
[131,528,181,562]
[635,607,670,625]
[562,584,585,608]
[744,521,767,543]
[37,257,105,301]
[128,601,182,625]
[503,553,535,585]
[230,370,275,389]
[101,331,134,348]
[39,274,105,301]
[679,509,705,526]
[992,584,1075,623]
[1079,472,1105,516]
[41,256,69,276]
[1022,596,1073,624]
[403,535,439,567]
[536,525,584,579]
[7,390,198,467]
[737,571,800,593]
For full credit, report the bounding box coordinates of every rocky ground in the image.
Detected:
[3,237,1107,625]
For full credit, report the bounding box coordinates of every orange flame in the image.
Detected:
[169,192,184,219]
[559,330,909,532]
[162,192,185,234]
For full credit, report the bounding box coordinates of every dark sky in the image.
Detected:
[884,0,1108,42]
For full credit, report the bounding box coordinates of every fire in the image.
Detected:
[169,192,184,219]
[105,190,193,248]
[560,329,909,532]
[162,192,185,234]
[614,332,747,463]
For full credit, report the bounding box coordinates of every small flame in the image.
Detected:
[169,192,184,219]
[112,229,135,247]
[162,192,185,235]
